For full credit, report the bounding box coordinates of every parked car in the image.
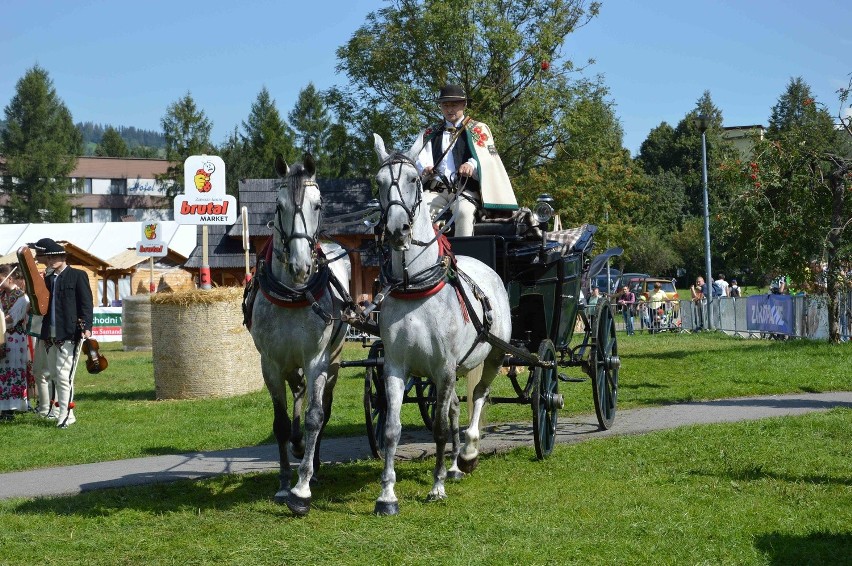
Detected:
[614,272,651,291]
[591,269,621,294]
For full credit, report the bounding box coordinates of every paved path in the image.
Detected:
[1,391,850,501]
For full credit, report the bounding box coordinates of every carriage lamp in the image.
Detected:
[533,194,555,227]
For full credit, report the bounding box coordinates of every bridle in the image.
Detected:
[270,175,323,267]
[377,153,423,243]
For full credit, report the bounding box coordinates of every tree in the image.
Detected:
[335,0,602,182]
[517,91,648,257]
[722,76,852,343]
[159,92,213,196]
[0,65,82,222]
[95,126,129,157]
[289,83,331,160]
[240,87,297,179]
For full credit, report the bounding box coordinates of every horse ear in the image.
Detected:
[405,135,423,162]
[303,152,316,177]
[274,154,289,178]
[373,133,389,162]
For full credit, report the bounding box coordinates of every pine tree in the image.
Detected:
[95,126,129,157]
[241,87,296,178]
[159,92,212,195]
[288,83,331,161]
[1,65,82,222]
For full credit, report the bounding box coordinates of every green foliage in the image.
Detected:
[218,87,298,196]
[94,126,129,157]
[77,121,165,155]
[625,224,683,276]
[722,78,848,286]
[0,65,82,222]
[335,0,602,178]
[158,92,213,196]
[288,83,331,160]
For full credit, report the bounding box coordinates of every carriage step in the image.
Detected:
[558,373,587,383]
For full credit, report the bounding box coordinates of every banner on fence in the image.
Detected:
[746,294,794,334]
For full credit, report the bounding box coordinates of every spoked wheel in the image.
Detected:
[531,339,563,459]
[592,300,619,429]
[363,341,386,459]
[414,377,436,431]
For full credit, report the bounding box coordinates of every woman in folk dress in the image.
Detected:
[0,264,30,420]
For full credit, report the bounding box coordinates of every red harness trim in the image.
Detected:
[388,228,470,323]
[390,278,447,300]
[259,239,326,308]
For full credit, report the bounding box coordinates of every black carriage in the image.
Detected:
[343,200,620,460]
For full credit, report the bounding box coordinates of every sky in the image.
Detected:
[2,0,850,157]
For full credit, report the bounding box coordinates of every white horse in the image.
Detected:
[371,134,512,515]
[248,153,351,517]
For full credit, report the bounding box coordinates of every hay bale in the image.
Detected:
[150,287,263,399]
[122,294,152,351]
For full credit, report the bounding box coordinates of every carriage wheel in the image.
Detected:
[414,378,436,431]
[363,341,387,459]
[531,339,562,459]
[592,300,619,430]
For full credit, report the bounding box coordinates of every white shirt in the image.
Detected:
[415,120,479,182]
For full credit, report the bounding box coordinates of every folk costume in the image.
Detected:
[30,238,94,428]
[416,85,518,236]
[1,277,30,417]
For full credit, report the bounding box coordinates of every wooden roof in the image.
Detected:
[185,177,374,269]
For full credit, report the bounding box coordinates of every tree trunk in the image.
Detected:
[826,164,847,344]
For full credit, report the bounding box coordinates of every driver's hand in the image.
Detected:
[421,166,434,177]
[458,163,474,177]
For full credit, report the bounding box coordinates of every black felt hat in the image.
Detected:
[29,238,65,256]
[436,84,468,103]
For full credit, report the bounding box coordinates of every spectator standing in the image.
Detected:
[714,273,730,297]
[31,238,94,429]
[616,285,636,335]
[587,286,602,316]
[691,276,708,331]
[0,265,30,420]
[729,279,742,298]
[648,282,668,332]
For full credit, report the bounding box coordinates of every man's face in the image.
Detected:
[440,100,466,124]
[36,254,63,269]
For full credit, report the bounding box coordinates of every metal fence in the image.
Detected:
[613,292,852,341]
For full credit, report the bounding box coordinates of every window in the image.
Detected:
[71,208,92,223]
[110,208,128,222]
[109,178,127,195]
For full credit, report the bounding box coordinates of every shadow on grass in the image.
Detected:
[74,390,156,402]
[755,531,852,564]
[10,455,438,517]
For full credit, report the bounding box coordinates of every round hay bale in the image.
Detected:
[122,294,152,351]
[150,287,263,399]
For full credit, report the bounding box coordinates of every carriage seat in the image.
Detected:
[547,224,597,256]
[473,207,542,240]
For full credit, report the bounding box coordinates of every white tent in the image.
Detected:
[0,222,196,260]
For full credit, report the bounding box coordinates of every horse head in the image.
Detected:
[272,152,323,285]
[373,133,424,251]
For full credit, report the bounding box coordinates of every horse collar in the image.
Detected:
[258,239,329,310]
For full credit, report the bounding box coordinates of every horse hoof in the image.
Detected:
[374,500,400,516]
[457,456,479,474]
[284,493,311,517]
[446,470,465,481]
[290,444,305,460]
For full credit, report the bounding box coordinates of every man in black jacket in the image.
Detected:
[30,238,93,429]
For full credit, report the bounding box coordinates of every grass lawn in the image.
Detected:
[0,332,849,474]
[0,409,848,564]
[0,333,849,564]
